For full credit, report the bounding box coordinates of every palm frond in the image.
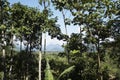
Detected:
[58,65,75,80]
[44,59,54,80]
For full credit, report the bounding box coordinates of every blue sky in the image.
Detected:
[8,0,79,46]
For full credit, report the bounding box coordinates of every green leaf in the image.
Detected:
[0,25,6,29]
[45,59,54,80]
[71,50,79,54]
[58,65,75,80]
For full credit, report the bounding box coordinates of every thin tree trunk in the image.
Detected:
[43,0,47,56]
[2,30,6,80]
[25,41,29,80]
[20,24,23,51]
[39,1,48,79]
[62,10,68,35]
[39,51,42,80]
[26,41,29,80]
[9,30,14,79]
[26,41,29,54]
[97,38,102,80]
[3,49,6,80]
[0,1,6,79]
[29,37,32,54]
[20,36,23,80]
[20,37,22,51]
[39,33,42,80]
[44,33,46,55]
[97,53,101,80]
[62,10,69,63]
[25,63,29,80]
[79,25,82,55]
[26,36,32,80]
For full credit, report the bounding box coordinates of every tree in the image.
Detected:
[52,0,72,63]
[10,3,44,80]
[52,0,118,80]
[38,0,65,80]
[0,0,10,79]
[39,0,50,55]
[67,33,87,53]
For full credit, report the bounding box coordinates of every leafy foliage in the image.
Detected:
[0,0,120,80]
[44,59,54,80]
[58,65,75,80]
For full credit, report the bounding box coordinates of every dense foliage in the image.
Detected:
[0,0,120,80]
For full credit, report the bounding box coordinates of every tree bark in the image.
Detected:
[44,33,46,55]
[43,0,47,56]
[0,1,6,79]
[97,39,102,80]
[39,33,42,80]
[39,51,42,80]
[79,25,82,55]
[62,10,69,63]
[2,30,6,80]
[9,31,14,79]
[20,37,22,51]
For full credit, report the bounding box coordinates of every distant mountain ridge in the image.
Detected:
[14,41,64,52]
[46,44,64,51]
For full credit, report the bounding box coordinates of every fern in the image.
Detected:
[44,59,54,80]
[57,65,75,80]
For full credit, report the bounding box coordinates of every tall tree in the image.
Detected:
[52,0,72,63]
[10,3,43,80]
[39,0,50,55]
[52,0,118,80]
[38,0,63,80]
[0,0,10,79]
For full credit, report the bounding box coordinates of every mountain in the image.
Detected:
[46,44,64,52]
[14,41,64,52]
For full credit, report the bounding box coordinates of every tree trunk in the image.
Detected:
[20,37,22,51]
[2,30,6,80]
[44,33,46,55]
[26,42,29,80]
[79,25,82,55]
[3,49,6,80]
[43,0,47,56]
[39,33,42,80]
[39,51,42,80]
[29,35,32,54]
[97,53,102,80]
[9,31,14,79]
[0,1,6,80]
[97,39,102,80]
[25,63,29,80]
[62,10,69,63]
[62,10,68,35]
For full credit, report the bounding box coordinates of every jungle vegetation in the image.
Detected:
[0,0,120,80]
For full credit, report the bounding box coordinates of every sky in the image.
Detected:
[8,0,79,46]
